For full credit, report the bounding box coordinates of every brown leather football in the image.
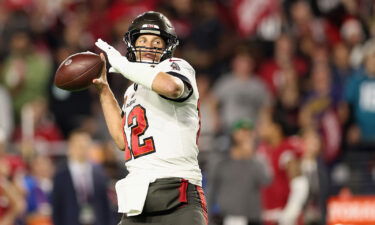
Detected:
[54,52,104,91]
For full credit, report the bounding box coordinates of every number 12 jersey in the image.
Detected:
[121,57,202,186]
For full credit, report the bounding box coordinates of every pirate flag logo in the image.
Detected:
[170,62,180,71]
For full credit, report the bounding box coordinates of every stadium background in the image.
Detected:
[0,0,375,224]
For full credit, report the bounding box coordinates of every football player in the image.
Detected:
[93,11,207,225]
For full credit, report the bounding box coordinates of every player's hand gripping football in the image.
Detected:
[92,53,109,91]
[95,39,128,74]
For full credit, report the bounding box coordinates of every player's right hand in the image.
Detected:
[92,53,109,91]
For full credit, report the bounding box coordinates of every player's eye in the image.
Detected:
[153,40,162,47]
[137,38,146,45]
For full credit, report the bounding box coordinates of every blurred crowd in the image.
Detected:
[1,0,375,225]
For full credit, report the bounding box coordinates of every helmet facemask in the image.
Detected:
[124,11,179,64]
[134,45,164,64]
[124,30,178,64]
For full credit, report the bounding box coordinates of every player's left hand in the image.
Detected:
[95,39,122,58]
[95,39,128,75]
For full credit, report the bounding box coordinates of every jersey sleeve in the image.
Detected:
[156,58,195,102]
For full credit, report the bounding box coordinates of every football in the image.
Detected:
[54,52,104,91]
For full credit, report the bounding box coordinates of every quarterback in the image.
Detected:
[93,11,207,225]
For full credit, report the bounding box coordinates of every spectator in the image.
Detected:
[0,29,52,120]
[23,154,55,225]
[213,48,271,131]
[299,63,342,164]
[299,127,328,225]
[258,34,308,96]
[258,110,309,225]
[207,119,272,225]
[344,41,375,145]
[88,140,125,223]
[273,67,301,136]
[51,129,113,225]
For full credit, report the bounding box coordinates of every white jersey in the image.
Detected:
[121,57,202,186]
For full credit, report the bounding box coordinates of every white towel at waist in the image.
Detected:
[115,174,155,216]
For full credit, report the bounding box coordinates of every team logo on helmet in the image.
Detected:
[142,24,160,29]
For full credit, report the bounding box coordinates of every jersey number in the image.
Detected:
[123,105,156,161]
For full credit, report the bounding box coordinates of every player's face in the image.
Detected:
[135,34,166,63]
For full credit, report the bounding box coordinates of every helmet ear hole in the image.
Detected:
[123,11,179,63]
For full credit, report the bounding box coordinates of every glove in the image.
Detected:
[95,39,122,58]
[95,39,128,74]
[95,38,158,89]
